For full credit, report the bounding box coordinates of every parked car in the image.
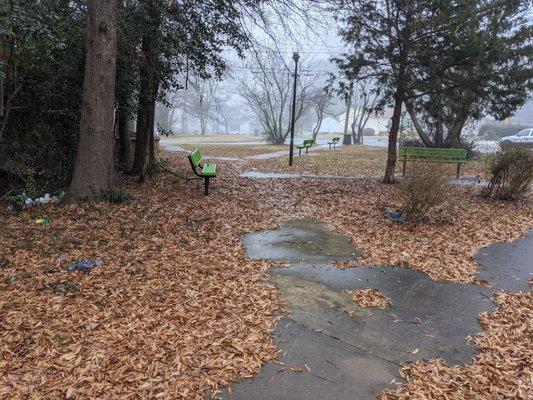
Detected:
[500,128,533,143]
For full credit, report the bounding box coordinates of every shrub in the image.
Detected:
[399,163,450,222]
[362,127,375,136]
[482,143,532,201]
[100,188,133,204]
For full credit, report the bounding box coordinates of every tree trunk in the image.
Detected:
[445,117,467,147]
[131,36,154,175]
[117,105,132,170]
[148,92,157,162]
[65,0,118,201]
[405,101,433,147]
[435,121,444,147]
[181,111,187,134]
[383,85,404,184]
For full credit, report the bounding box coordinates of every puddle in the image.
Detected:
[244,218,360,261]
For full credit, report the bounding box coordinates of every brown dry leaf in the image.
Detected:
[347,288,392,308]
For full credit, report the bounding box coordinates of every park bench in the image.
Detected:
[398,147,467,178]
[296,139,314,156]
[328,137,340,150]
[188,149,216,195]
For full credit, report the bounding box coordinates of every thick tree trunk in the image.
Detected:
[445,117,467,147]
[435,122,444,147]
[383,86,404,184]
[65,0,118,201]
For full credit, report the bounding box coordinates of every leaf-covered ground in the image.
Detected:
[1,152,531,399]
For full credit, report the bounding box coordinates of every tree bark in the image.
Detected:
[383,84,404,184]
[405,101,433,147]
[435,121,444,147]
[131,35,157,175]
[444,117,467,147]
[117,105,132,170]
[148,91,157,162]
[65,0,118,201]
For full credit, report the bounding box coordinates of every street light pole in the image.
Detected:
[288,52,299,166]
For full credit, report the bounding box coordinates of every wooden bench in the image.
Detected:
[296,139,314,156]
[188,149,216,195]
[399,147,467,178]
[328,137,340,150]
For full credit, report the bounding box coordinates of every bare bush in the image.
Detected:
[399,163,450,221]
[482,143,532,201]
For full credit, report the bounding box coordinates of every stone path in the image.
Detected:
[224,218,532,400]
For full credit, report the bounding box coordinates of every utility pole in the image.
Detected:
[288,52,299,166]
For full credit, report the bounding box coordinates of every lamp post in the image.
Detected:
[288,52,299,166]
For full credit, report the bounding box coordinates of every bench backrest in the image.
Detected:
[332,137,340,143]
[303,139,314,146]
[189,149,202,168]
[399,147,467,159]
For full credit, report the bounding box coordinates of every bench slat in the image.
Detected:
[189,149,202,167]
[201,163,216,177]
[399,147,467,159]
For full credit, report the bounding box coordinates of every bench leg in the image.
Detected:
[298,148,302,157]
[334,143,336,149]
[329,143,332,150]
[456,163,460,179]
[402,160,406,176]
[305,146,309,154]
[204,177,210,196]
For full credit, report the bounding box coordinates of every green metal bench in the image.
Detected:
[188,149,216,195]
[399,147,467,178]
[328,137,340,150]
[296,139,314,156]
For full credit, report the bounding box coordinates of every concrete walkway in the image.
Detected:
[224,219,532,400]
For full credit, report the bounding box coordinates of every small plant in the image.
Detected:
[398,163,450,222]
[147,157,170,176]
[482,143,532,201]
[100,187,133,204]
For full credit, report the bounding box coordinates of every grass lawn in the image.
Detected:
[161,134,262,144]
[246,145,490,179]
[180,144,287,158]
[1,151,530,399]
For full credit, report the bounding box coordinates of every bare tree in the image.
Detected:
[309,87,335,141]
[237,51,315,144]
[350,80,380,144]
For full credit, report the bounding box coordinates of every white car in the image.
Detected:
[500,128,533,143]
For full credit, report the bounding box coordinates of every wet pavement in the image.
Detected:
[241,171,366,180]
[475,230,533,293]
[225,219,532,400]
